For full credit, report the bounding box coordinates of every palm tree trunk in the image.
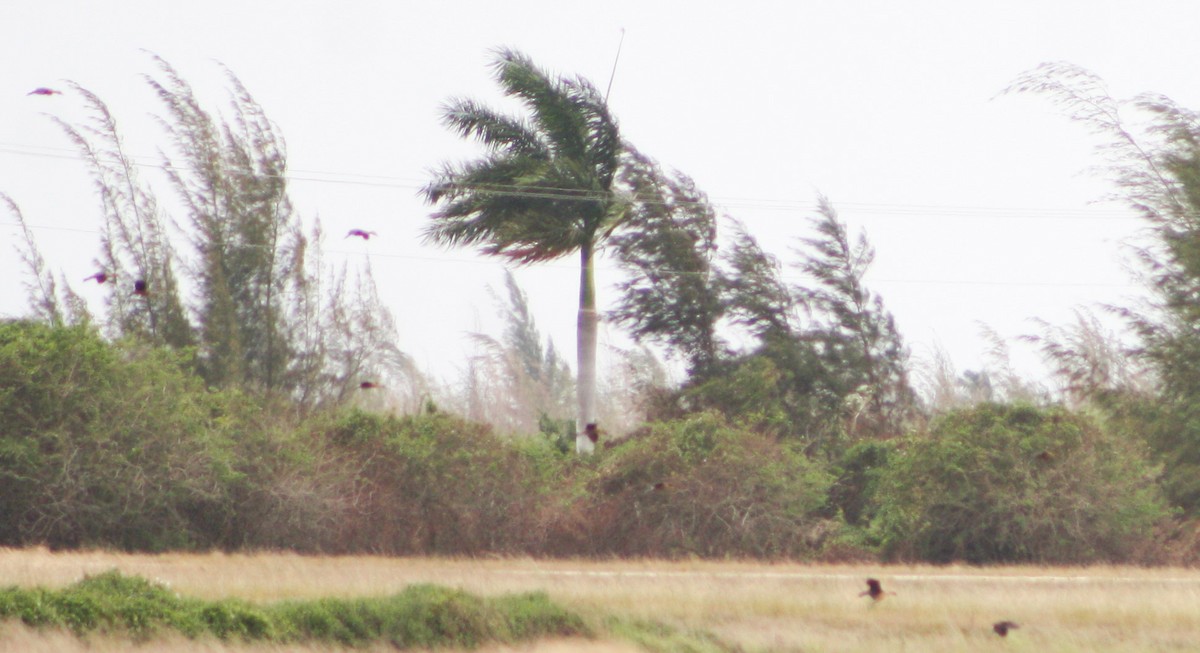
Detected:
[576,241,599,454]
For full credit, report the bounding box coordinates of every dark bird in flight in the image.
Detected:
[83,271,111,284]
[346,229,377,240]
[992,621,1019,637]
[133,279,149,296]
[859,578,889,601]
[359,381,383,390]
[27,87,62,96]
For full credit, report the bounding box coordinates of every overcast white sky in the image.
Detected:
[2,1,1196,389]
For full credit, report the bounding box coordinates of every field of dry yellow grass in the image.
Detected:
[0,548,1197,652]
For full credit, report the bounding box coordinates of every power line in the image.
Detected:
[0,218,1144,291]
[0,140,1144,221]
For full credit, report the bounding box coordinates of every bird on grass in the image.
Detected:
[27,87,62,96]
[359,381,383,390]
[133,279,149,297]
[83,271,111,284]
[993,621,1019,637]
[346,229,377,240]
[859,578,891,601]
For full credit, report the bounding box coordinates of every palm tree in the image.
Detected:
[422,48,626,454]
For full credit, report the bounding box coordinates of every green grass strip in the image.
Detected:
[0,570,589,648]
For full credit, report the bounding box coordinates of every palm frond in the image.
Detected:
[491,48,591,163]
[441,98,547,157]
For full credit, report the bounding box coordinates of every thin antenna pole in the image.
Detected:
[604,28,626,103]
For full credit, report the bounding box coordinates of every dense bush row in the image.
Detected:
[0,321,1182,563]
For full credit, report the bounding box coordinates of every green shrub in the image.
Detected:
[0,572,589,648]
[199,599,273,640]
[579,412,833,558]
[872,403,1171,563]
[306,409,544,555]
[0,321,243,550]
[492,591,586,640]
[826,440,895,527]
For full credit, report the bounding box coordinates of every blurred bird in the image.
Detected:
[585,423,600,444]
[993,621,1019,637]
[83,271,111,284]
[651,482,667,492]
[859,578,890,601]
[346,229,377,240]
[133,279,149,296]
[359,381,383,390]
[27,87,62,96]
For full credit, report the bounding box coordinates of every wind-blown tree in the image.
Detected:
[53,84,193,348]
[720,220,798,344]
[3,195,83,326]
[146,56,307,392]
[1007,62,1200,511]
[21,57,413,408]
[457,270,574,434]
[610,186,913,455]
[423,48,626,454]
[793,197,915,437]
[609,148,724,377]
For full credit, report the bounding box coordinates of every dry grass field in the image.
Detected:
[0,548,1197,652]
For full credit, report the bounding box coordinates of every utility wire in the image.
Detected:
[0,218,1143,290]
[0,140,1142,221]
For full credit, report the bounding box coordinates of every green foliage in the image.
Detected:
[626,198,913,457]
[827,439,895,527]
[0,571,201,639]
[314,409,546,554]
[52,83,194,348]
[10,56,414,408]
[423,47,629,453]
[274,585,525,648]
[609,148,724,375]
[423,47,624,263]
[538,411,575,454]
[1009,64,1200,517]
[0,572,587,648]
[0,320,236,550]
[793,198,915,437]
[147,54,304,392]
[604,616,735,653]
[0,320,357,552]
[719,222,796,343]
[672,344,848,459]
[0,321,1177,563]
[581,412,833,558]
[872,403,1170,563]
[461,271,575,434]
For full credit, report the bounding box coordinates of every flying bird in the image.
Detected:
[859,578,890,601]
[27,87,62,96]
[83,271,111,284]
[992,621,1019,637]
[359,381,383,390]
[346,229,377,240]
[133,279,149,296]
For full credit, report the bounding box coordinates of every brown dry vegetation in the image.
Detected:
[1,549,1199,652]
